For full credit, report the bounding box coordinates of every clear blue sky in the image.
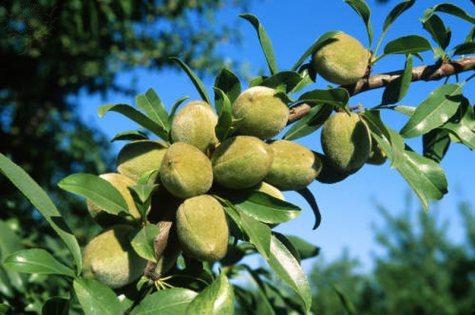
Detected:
[77,0,475,272]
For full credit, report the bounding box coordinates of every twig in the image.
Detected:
[288,56,475,124]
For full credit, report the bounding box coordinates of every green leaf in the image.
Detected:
[73,278,123,315]
[284,103,333,140]
[291,30,342,72]
[0,153,82,274]
[58,174,129,216]
[384,35,432,55]
[240,212,272,260]
[422,13,451,50]
[273,232,301,262]
[298,87,350,110]
[213,87,234,142]
[130,288,197,315]
[383,0,415,33]
[170,57,211,105]
[332,284,357,315]
[135,89,169,133]
[381,54,413,105]
[371,128,448,211]
[423,129,451,163]
[130,224,161,262]
[266,235,312,313]
[286,236,320,260]
[290,67,315,95]
[400,84,463,138]
[98,104,168,140]
[187,272,234,315]
[110,130,148,143]
[295,188,322,230]
[452,42,475,56]
[42,297,70,315]
[344,0,373,45]
[0,304,12,315]
[430,3,475,24]
[238,266,275,314]
[260,71,304,94]
[3,249,75,278]
[128,184,159,205]
[167,96,190,130]
[214,68,241,111]
[240,14,278,75]
[465,26,475,43]
[138,170,160,185]
[223,190,301,224]
[0,220,26,293]
[442,98,475,150]
[0,265,14,298]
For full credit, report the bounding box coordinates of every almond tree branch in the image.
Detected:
[288,56,475,124]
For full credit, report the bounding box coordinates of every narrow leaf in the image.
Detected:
[128,185,159,205]
[130,288,197,315]
[384,35,432,55]
[332,285,357,315]
[213,87,234,142]
[452,42,475,56]
[73,278,123,315]
[260,71,304,94]
[423,129,451,163]
[442,97,475,149]
[298,88,350,110]
[0,153,82,274]
[422,13,451,50]
[273,232,301,262]
[130,224,161,262]
[187,272,234,315]
[3,249,75,278]
[344,0,373,45]
[58,174,129,216]
[170,57,211,105]
[111,130,148,143]
[400,84,463,138]
[240,212,272,259]
[167,96,190,129]
[266,235,312,313]
[224,190,301,224]
[431,3,475,24]
[0,220,26,292]
[98,104,168,140]
[240,14,278,75]
[295,188,321,230]
[383,0,415,33]
[135,89,169,132]
[292,31,342,72]
[214,68,241,110]
[381,54,413,105]
[284,103,333,140]
[286,236,320,260]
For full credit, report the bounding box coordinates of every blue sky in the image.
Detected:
[77,0,475,272]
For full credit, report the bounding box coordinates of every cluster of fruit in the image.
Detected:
[81,32,384,289]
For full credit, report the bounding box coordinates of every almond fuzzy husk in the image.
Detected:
[211,136,274,189]
[176,195,229,262]
[232,86,289,140]
[171,100,218,152]
[82,225,146,289]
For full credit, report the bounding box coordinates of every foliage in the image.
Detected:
[1,0,475,313]
[310,197,475,314]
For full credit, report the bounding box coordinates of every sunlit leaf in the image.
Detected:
[422,13,451,50]
[130,288,197,315]
[135,89,169,132]
[400,84,463,138]
[384,35,432,55]
[0,153,82,274]
[170,57,211,105]
[187,272,234,315]
[214,68,241,112]
[58,174,129,216]
[383,0,415,33]
[344,0,373,45]
[110,130,148,143]
[381,54,413,105]
[4,249,75,278]
[284,103,333,140]
[240,14,278,75]
[73,278,123,315]
[130,224,161,262]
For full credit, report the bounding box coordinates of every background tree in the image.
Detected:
[310,196,475,314]
[0,0,247,241]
